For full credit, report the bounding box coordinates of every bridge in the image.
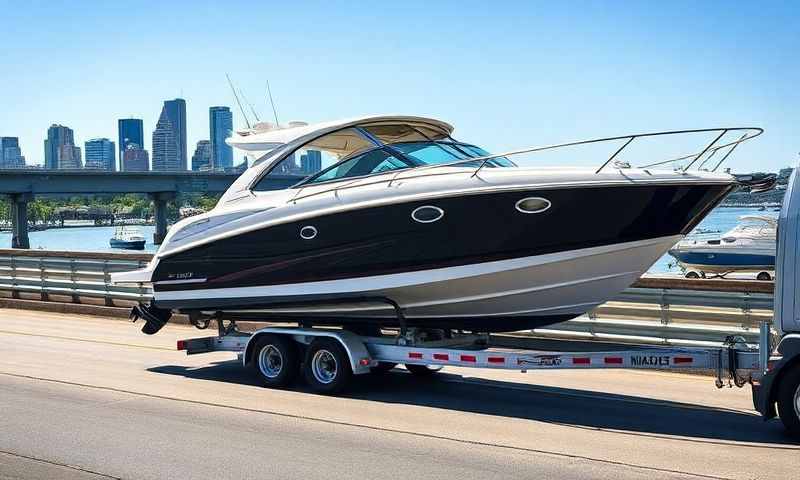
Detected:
[0,169,296,247]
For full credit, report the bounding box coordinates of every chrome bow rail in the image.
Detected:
[287,126,763,204]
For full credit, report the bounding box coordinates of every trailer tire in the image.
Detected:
[685,271,700,279]
[776,365,800,439]
[405,364,443,376]
[757,271,772,281]
[250,334,299,388]
[303,338,353,394]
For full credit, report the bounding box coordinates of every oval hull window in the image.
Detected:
[300,225,318,240]
[515,197,551,214]
[411,205,444,224]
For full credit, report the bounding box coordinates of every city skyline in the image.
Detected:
[0,2,797,173]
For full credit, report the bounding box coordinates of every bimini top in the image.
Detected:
[227,115,454,156]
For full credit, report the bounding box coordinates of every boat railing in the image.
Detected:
[287,127,762,204]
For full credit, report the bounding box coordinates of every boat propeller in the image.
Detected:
[129,303,173,335]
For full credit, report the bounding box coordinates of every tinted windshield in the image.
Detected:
[303,141,513,185]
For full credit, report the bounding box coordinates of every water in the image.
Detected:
[0,225,158,253]
[0,207,777,270]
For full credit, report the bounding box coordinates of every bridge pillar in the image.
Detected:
[149,192,175,245]
[9,193,32,249]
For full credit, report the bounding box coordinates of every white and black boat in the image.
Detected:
[112,115,766,334]
[109,226,146,250]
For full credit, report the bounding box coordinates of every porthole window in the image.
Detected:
[515,197,551,214]
[300,225,318,240]
[411,205,444,224]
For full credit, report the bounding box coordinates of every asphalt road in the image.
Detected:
[0,309,797,480]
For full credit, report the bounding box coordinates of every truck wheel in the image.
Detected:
[756,271,772,281]
[303,338,353,394]
[776,365,800,439]
[250,334,299,388]
[370,362,397,374]
[405,364,443,376]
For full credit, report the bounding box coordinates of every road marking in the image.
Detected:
[0,329,174,351]
[0,450,121,479]
[0,370,796,480]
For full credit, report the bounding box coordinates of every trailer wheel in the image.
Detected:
[405,364,443,376]
[370,362,397,374]
[685,271,700,279]
[303,338,353,394]
[757,271,772,281]
[250,334,299,388]
[776,365,800,439]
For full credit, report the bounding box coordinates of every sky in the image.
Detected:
[0,1,797,173]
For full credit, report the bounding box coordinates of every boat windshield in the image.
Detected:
[251,123,513,191]
[303,141,513,185]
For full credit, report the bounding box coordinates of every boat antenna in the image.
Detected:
[226,73,251,129]
[238,88,261,123]
[266,80,280,126]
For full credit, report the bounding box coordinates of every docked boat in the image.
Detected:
[668,215,776,279]
[110,226,146,250]
[111,115,765,334]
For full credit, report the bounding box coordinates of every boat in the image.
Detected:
[111,116,767,334]
[668,215,776,279]
[110,226,146,250]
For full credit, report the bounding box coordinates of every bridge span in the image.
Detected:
[0,169,294,247]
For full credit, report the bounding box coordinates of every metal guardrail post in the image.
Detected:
[103,260,114,307]
[10,256,19,299]
[70,258,79,304]
[39,257,48,302]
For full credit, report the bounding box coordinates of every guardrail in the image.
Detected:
[0,249,774,346]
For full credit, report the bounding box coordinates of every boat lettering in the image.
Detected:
[631,355,670,366]
[168,272,194,280]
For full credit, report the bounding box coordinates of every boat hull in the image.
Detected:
[668,248,775,273]
[110,239,146,250]
[149,182,732,332]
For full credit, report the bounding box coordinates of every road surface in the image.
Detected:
[0,309,797,479]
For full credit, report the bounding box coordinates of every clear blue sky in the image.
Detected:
[0,1,797,172]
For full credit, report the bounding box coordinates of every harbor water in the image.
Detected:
[0,207,777,273]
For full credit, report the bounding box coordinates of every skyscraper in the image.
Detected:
[151,107,179,171]
[44,124,75,169]
[118,118,144,161]
[191,140,212,171]
[122,144,149,171]
[209,106,233,170]
[301,149,322,174]
[58,144,82,169]
[163,98,187,169]
[84,138,116,170]
[0,137,25,168]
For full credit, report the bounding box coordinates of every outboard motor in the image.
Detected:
[130,303,172,335]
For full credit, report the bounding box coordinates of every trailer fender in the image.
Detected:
[243,327,374,375]
[753,334,800,418]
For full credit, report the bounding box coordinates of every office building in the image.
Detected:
[118,118,144,161]
[151,106,180,171]
[84,138,116,170]
[58,144,82,169]
[44,124,75,169]
[300,149,322,174]
[163,98,187,169]
[209,106,233,169]
[0,137,25,168]
[122,144,149,172]
[191,140,212,171]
